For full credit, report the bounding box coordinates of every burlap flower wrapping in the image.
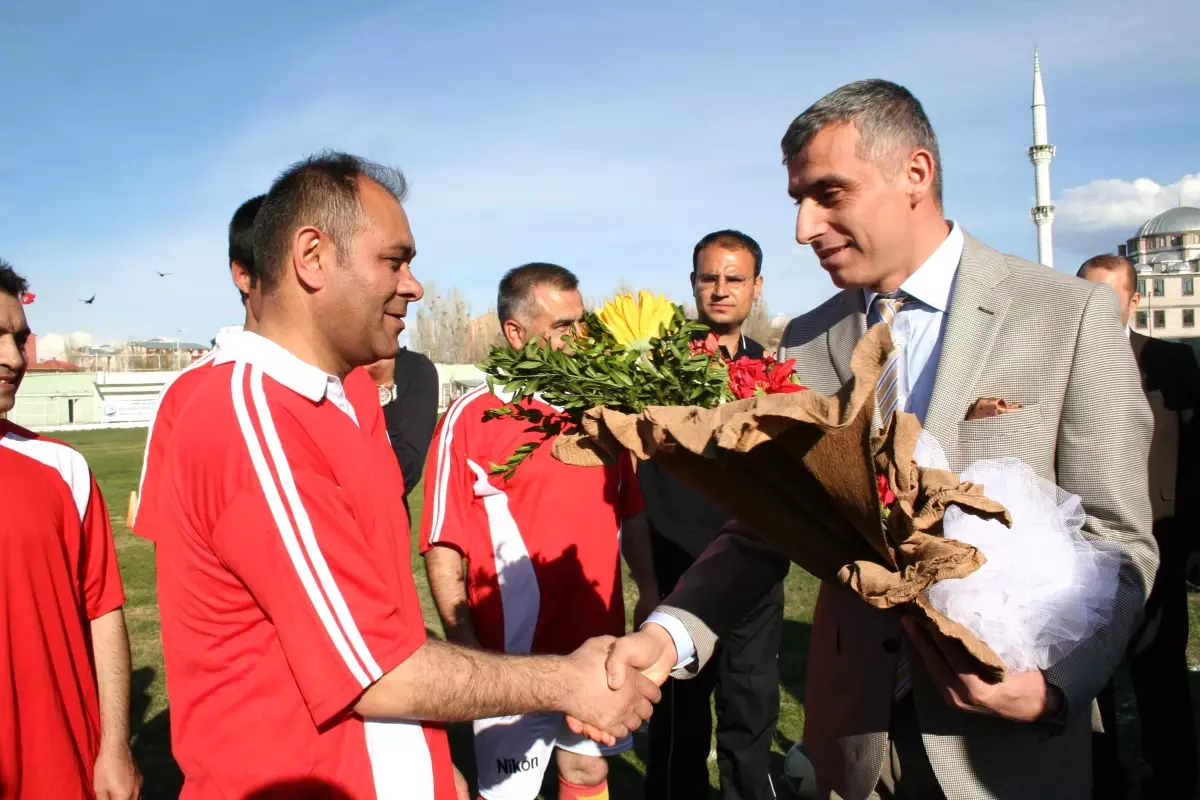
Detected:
[552,323,1014,682]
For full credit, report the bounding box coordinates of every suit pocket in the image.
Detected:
[956,404,1053,469]
[955,407,1041,438]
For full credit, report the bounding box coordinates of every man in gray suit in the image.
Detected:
[598,81,1158,799]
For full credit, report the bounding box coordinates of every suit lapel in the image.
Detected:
[827,290,866,385]
[922,234,1012,446]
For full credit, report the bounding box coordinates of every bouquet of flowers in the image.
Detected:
[480,290,805,478]
[481,291,1119,680]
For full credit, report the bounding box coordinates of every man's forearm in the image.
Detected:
[90,609,133,751]
[355,638,568,720]
[423,546,478,646]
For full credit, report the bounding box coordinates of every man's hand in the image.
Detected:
[564,624,677,743]
[557,636,661,746]
[606,623,677,688]
[93,742,142,800]
[903,617,1063,723]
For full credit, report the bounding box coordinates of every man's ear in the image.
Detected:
[231,262,254,296]
[503,319,526,349]
[292,226,330,291]
[753,274,763,302]
[906,148,937,208]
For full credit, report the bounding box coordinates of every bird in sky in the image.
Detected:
[156,271,171,277]
[80,294,95,304]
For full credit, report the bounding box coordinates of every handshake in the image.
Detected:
[561,623,680,745]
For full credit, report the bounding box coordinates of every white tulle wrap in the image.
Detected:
[914,433,1121,673]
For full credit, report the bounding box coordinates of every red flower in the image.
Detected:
[19,292,35,305]
[876,473,897,507]
[727,356,767,399]
[689,333,720,357]
[765,358,806,394]
[727,355,808,399]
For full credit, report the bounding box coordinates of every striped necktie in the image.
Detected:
[872,290,914,699]
[872,292,907,426]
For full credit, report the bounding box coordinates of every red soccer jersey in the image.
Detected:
[135,324,386,543]
[133,348,219,542]
[420,385,643,656]
[0,420,125,798]
[155,332,454,799]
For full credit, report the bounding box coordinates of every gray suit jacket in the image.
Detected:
[658,233,1157,800]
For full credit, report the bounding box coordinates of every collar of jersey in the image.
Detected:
[212,330,332,403]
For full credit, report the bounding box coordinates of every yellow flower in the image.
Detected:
[596,290,677,351]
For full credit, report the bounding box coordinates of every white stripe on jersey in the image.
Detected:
[427,383,489,545]
[247,365,383,682]
[464,458,540,654]
[133,348,218,524]
[229,361,372,688]
[1,431,92,520]
[364,720,435,799]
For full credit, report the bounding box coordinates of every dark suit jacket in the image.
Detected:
[382,348,439,516]
[1130,331,1200,531]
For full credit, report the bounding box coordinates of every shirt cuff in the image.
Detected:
[643,611,696,671]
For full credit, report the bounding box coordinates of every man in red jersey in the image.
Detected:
[134,193,385,544]
[153,153,660,800]
[421,262,659,800]
[0,260,141,800]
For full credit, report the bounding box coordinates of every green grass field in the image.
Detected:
[58,427,1200,798]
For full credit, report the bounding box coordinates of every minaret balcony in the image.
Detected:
[1031,205,1056,223]
[1028,143,1056,163]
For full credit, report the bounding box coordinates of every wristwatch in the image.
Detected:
[378,383,397,406]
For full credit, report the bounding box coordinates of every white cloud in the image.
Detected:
[1055,173,1200,251]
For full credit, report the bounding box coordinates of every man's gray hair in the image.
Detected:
[254,151,409,293]
[781,79,943,206]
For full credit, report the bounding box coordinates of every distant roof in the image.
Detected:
[28,359,81,372]
[1137,206,1200,237]
[130,340,211,351]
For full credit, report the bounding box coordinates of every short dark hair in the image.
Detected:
[229,194,265,286]
[692,230,763,277]
[0,258,29,300]
[498,263,579,324]
[253,151,409,293]
[781,79,943,207]
[1078,254,1138,294]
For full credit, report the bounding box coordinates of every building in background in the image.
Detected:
[1121,206,1200,340]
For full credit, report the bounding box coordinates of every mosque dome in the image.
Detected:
[1137,206,1200,237]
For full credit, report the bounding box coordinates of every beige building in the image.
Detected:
[1119,206,1200,339]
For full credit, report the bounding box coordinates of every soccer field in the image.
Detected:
[58,427,1200,799]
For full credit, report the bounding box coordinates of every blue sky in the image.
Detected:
[2,0,1198,345]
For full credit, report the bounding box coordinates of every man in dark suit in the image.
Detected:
[638,229,786,800]
[365,346,440,520]
[1080,254,1199,798]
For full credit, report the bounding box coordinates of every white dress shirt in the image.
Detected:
[648,222,965,669]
